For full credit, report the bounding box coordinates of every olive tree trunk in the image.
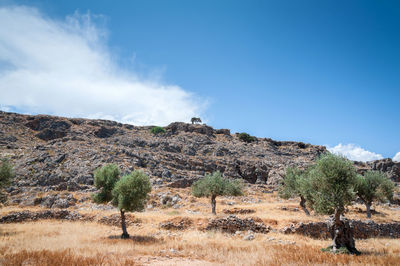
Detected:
[120,210,130,239]
[329,209,359,254]
[211,195,217,215]
[300,196,310,216]
[366,202,372,218]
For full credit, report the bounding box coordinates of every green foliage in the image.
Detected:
[191,117,202,124]
[92,164,120,204]
[111,170,152,212]
[355,171,394,204]
[150,126,166,135]
[0,158,14,203]
[192,171,243,198]
[238,133,256,143]
[321,246,351,254]
[278,166,305,199]
[0,158,14,189]
[306,153,357,215]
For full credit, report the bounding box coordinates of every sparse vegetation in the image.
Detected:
[355,171,394,218]
[92,164,152,238]
[0,158,15,204]
[190,117,202,124]
[278,166,312,216]
[150,126,166,135]
[238,132,256,143]
[192,171,242,215]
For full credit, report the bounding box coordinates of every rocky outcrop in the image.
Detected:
[354,159,400,182]
[206,215,270,233]
[282,219,400,239]
[0,111,329,198]
[1,111,396,199]
[160,217,193,230]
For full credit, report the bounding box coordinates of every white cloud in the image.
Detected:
[0,6,205,125]
[327,143,383,162]
[393,152,400,162]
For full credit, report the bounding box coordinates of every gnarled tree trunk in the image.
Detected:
[366,202,372,218]
[328,209,360,254]
[211,195,217,215]
[120,210,130,239]
[299,196,310,216]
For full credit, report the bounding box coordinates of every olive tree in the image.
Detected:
[0,158,15,204]
[278,166,312,216]
[92,164,152,239]
[355,171,394,218]
[192,171,242,215]
[191,117,202,124]
[112,171,152,238]
[307,153,360,254]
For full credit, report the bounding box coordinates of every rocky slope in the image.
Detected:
[0,111,398,199]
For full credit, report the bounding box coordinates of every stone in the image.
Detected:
[243,233,255,241]
[94,126,118,138]
[206,215,270,234]
[281,219,400,239]
[160,217,193,230]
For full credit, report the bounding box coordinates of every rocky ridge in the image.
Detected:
[0,111,398,201]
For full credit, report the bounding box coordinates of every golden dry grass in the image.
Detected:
[1,187,399,265]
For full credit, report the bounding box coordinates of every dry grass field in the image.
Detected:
[1,187,400,265]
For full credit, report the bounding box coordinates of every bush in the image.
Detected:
[0,158,15,203]
[150,126,166,135]
[238,132,256,143]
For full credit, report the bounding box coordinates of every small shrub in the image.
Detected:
[321,246,352,255]
[150,126,166,135]
[238,133,256,143]
[0,158,15,204]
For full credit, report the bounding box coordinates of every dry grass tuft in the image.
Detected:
[0,249,136,266]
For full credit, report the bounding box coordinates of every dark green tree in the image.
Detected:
[307,153,360,254]
[150,126,166,135]
[0,158,15,204]
[355,171,394,218]
[192,171,242,215]
[191,117,202,124]
[238,133,256,143]
[92,164,152,239]
[278,166,312,216]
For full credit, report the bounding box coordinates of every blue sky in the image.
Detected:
[0,0,399,161]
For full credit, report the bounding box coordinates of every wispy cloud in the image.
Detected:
[0,6,205,125]
[327,143,383,162]
[393,152,400,162]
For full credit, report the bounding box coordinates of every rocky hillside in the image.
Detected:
[0,111,398,197]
